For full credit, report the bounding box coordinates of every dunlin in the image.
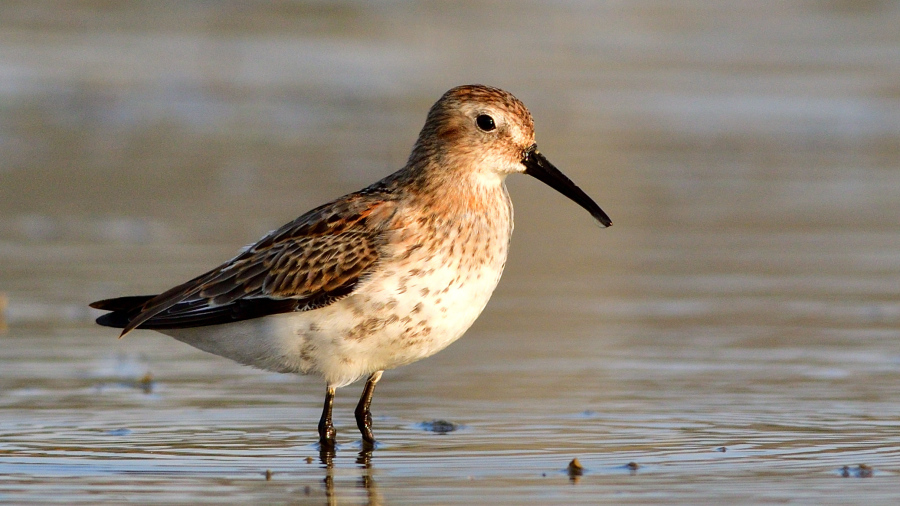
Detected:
[90,84,611,449]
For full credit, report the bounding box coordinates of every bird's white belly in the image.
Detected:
[160,242,507,388]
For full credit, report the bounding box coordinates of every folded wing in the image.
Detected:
[90,193,398,337]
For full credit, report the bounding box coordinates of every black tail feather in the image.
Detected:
[90,293,306,330]
[90,295,156,329]
[90,295,156,312]
[95,311,136,329]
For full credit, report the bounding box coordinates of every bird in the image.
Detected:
[90,84,611,450]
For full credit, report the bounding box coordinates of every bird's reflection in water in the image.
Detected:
[316,445,381,506]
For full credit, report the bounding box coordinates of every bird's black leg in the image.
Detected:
[355,371,383,447]
[318,386,337,450]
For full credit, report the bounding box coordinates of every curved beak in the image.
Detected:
[522,145,612,228]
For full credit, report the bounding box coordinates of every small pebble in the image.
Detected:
[420,420,458,434]
[0,292,7,333]
[139,372,154,394]
[840,464,873,478]
[566,458,584,484]
[567,458,584,476]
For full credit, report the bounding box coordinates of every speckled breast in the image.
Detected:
[297,184,515,386]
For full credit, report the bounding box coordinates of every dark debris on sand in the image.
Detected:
[418,420,459,434]
[840,464,874,478]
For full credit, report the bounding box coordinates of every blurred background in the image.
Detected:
[1,1,899,504]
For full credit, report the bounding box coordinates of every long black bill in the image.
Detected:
[522,145,612,228]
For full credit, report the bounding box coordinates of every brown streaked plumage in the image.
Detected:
[90,84,611,451]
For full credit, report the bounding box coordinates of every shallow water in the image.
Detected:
[2,1,900,504]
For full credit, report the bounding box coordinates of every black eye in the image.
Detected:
[475,114,496,132]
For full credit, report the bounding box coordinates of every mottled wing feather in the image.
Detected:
[197,232,378,303]
[264,232,378,297]
[112,191,398,336]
